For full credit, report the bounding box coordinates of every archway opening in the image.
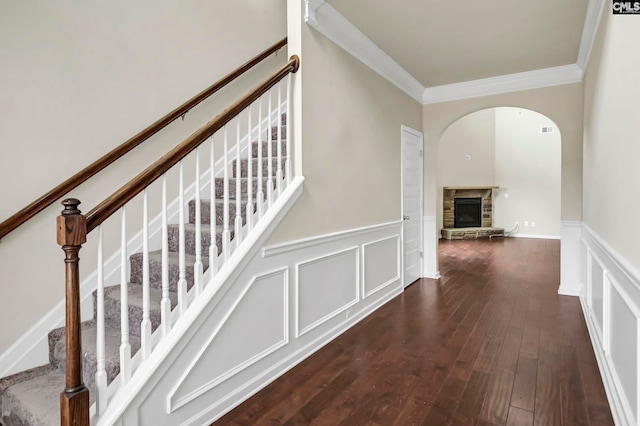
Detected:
[437,107,562,241]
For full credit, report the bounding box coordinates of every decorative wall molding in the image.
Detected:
[304,0,604,105]
[303,0,425,103]
[577,0,607,71]
[101,218,403,425]
[422,65,583,105]
[580,224,640,426]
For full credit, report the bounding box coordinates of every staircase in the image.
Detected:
[0,121,287,426]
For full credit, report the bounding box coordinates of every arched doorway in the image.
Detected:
[420,85,583,295]
[437,107,561,241]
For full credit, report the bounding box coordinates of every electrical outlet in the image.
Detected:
[504,193,509,199]
[524,221,529,227]
[531,222,536,227]
[464,154,471,160]
[346,309,351,319]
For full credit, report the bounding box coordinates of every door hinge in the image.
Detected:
[420,251,423,258]
[420,149,423,157]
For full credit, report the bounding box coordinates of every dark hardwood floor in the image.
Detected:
[215,238,614,425]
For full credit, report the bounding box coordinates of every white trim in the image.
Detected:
[422,216,440,279]
[423,65,583,105]
[303,0,425,102]
[262,220,401,257]
[511,233,562,240]
[303,0,605,106]
[577,0,607,71]
[361,235,401,299]
[558,221,583,296]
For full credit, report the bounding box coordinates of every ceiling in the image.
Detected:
[325,0,589,89]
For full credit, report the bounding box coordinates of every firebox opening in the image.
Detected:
[454,197,482,228]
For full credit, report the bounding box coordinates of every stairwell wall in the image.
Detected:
[0,0,285,358]
[268,9,423,244]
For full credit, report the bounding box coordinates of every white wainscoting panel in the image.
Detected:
[580,224,640,426]
[106,220,403,425]
[558,221,581,296]
[296,247,359,337]
[167,268,288,412]
[363,236,400,298]
[422,216,440,279]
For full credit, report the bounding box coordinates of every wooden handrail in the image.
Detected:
[0,37,287,241]
[85,55,300,233]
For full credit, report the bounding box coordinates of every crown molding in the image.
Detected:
[304,0,604,106]
[303,0,426,103]
[422,64,583,104]
[577,0,607,71]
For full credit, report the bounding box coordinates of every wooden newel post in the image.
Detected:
[57,198,90,426]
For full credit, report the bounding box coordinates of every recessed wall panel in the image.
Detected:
[590,255,604,335]
[297,248,359,336]
[363,236,399,297]
[609,284,638,421]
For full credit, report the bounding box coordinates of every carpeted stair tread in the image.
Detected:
[0,367,66,426]
[129,250,210,291]
[98,284,178,338]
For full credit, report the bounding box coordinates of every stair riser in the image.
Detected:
[188,200,253,226]
[92,286,176,339]
[251,140,286,157]
[271,126,285,141]
[233,158,286,178]
[167,225,225,256]
[129,253,209,290]
[214,177,271,199]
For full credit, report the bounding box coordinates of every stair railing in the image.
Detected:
[57,55,300,426]
[0,37,287,242]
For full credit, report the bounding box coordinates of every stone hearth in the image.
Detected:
[442,186,504,240]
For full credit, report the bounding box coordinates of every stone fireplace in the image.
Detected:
[442,186,503,239]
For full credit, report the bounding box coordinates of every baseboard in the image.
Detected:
[580,224,640,426]
[510,233,561,240]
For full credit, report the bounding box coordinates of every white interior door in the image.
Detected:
[402,125,423,287]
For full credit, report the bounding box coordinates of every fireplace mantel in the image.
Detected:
[443,186,499,190]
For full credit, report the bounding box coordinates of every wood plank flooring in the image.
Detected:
[215,238,614,425]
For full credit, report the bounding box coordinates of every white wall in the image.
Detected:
[0,0,286,354]
[579,5,640,425]
[494,108,561,237]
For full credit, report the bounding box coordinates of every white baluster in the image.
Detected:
[177,160,188,316]
[193,147,203,295]
[246,105,253,231]
[276,81,283,196]
[141,189,151,360]
[286,73,292,185]
[257,98,265,219]
[209,136,218,274]
[161,175,171,336]
[267,91,274,208]
[95,225,107,415]
[119,206,131,384]
[222,126,231,263]
[234,117,243,247]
